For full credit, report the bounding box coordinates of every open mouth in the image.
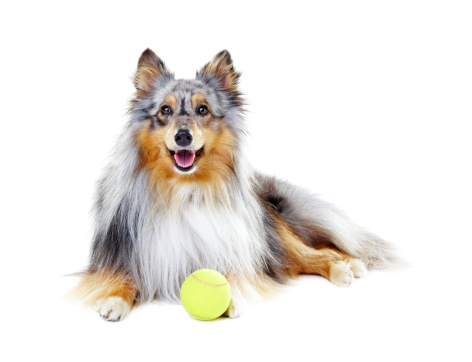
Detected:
[168,147,204,172]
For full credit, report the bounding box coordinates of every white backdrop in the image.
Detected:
[1,1,471,361]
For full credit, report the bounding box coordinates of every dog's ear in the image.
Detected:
[134,48,168,98]
[197,50,242,105]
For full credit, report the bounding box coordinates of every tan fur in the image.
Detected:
[134,49,167,99]
[73,270,137,308]
[191,93,212,113]
[162,94,178,109]
[136,120,175,190]
[273,213,354,280]
[199,51,242,105]
[136,114,238,204]
[191,121,236,184]
[137,110,354,284]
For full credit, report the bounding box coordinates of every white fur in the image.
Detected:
[93,121,267,303]
[96,297,131,321]
[136,183,267,302]
[329,261,354,288]
[350,258,368,278]
[91,91,395,310]
[225,285,248,318]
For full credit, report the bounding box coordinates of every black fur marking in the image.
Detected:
[255,173,336,249]
[178,96,188,116]
[150,116,165,128]
[90,200,136,273]
[150,117,158,129]
[149,117,156,129]
[156,117,165,127]
[134,101,158,123]
[260,200,289,283]
[264,195,286,214]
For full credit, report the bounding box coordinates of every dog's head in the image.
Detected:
[131,49,244,188]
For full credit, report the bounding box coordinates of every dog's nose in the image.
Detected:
[174,129,193,146]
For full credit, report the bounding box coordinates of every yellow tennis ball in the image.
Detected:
[180,269,231,321]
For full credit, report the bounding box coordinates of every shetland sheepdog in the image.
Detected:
[75,49,398,321]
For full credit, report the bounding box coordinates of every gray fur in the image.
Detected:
[90,57,269,302]
[255,172,400,270]
[88,50,398,304]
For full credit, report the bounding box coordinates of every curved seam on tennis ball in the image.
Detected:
[191,274,228,287]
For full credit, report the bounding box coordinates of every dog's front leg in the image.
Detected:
[77,270,137,322]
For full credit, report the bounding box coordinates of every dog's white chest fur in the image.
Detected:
[137,199,265,301]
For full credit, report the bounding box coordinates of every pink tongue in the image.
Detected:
[174,150,195,168]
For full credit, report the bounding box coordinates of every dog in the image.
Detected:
[75,49,398,321]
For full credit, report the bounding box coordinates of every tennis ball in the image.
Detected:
[180,269,231,321]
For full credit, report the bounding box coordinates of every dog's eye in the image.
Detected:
[197,105,209,116]
[161,105,172,115]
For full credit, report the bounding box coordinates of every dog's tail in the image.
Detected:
[328,223,402,270]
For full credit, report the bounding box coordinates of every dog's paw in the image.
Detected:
[95,296,131,322]
[349,258,368,278]
[329,261,354,288]
[226,298,248,319]
[224,287,247,318]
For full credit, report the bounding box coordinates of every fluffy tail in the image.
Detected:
[332,224,402,270]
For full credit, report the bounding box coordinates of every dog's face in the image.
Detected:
[131,49,244,188]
